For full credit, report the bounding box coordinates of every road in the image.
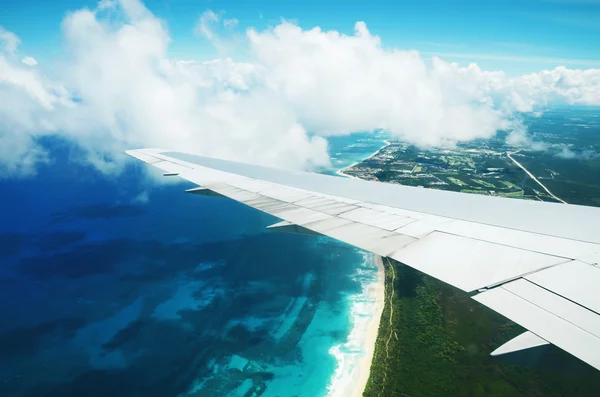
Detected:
[507,152,568,204]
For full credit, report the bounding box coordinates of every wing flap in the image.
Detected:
[525,261,600,315]
[502,279,600,338]
[389,231,569,292]
[474,281,600,370]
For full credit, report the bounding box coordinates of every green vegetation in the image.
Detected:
[472,179,496,188]
[364,259,600,397]
[441,155,476,169]
[499,190,525,198]
[499,180,521,190]
[517,151,600,207]
[461,189,489,195]
[448,177,467,186]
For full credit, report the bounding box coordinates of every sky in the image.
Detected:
[3,0,600,73]
[0,0,599,177]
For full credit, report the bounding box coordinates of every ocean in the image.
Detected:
[322,131,389,175]
[0,133,387,397]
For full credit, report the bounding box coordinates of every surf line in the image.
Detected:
[507,151,568,204]
[336,140,391,179]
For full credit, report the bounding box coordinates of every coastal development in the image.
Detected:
[339,132,600,396]
[339,140,567,203]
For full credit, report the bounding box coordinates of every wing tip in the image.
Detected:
[125,148,170,164]
[125,148,169,155]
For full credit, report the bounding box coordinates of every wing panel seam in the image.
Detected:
[497,280,600,340]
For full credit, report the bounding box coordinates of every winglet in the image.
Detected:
[125,149,163,164]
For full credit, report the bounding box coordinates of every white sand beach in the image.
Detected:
[352,255,385,397]
[326,254,386,397]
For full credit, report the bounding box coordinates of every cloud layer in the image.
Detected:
[0,0,599,177]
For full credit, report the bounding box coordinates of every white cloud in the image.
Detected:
[194,10,243,53]
[223,18,239,29]
[21,56,38,66]
[513,67,600,106]
[0,0,599,178]
[556,145,599,159]
[194,10,220,42]
[0,1,329,175]
[246,23,520,147]
[0,27,20,53]
[97,0,117,10]
[505,126,548,151]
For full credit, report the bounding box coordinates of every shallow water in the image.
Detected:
[321,131,389,175]
[0,135,381,397]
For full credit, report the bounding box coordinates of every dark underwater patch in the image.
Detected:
[75,203,146,220]
[0,317,85,358]
[27,369,139,397]
[102,318,149,350]
[0,231,87,260]
[31,319,219,397]
[0,233,26,258]
[18,239,135,279]
[15,236,236,281]
[51,203,146,224]
[33,231,87,251]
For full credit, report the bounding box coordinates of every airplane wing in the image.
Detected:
[126,148,600,370]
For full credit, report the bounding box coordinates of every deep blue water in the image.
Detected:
[0,136,379,397]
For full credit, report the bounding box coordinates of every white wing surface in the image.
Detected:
[126,148,600,370]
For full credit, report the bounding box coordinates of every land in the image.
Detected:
[349,107,600,396]
[338,140,567,203]
[364,259,600,397]
[340,108,600,207]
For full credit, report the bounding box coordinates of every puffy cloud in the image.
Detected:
[247,23,517,147]
[0,0,599,178]
[513,67,600,106]
[505,126,549,151]
[0,1,328,175]
[0,27,20,53]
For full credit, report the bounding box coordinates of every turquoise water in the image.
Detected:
[0,134,383,397]
[321,131,389,175]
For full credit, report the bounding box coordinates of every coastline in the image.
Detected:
[352,255,385,397]
[335,140,390,179]
[327,139,390,397]
[326,254,385,397]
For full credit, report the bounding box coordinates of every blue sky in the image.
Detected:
[2,0,600,74]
